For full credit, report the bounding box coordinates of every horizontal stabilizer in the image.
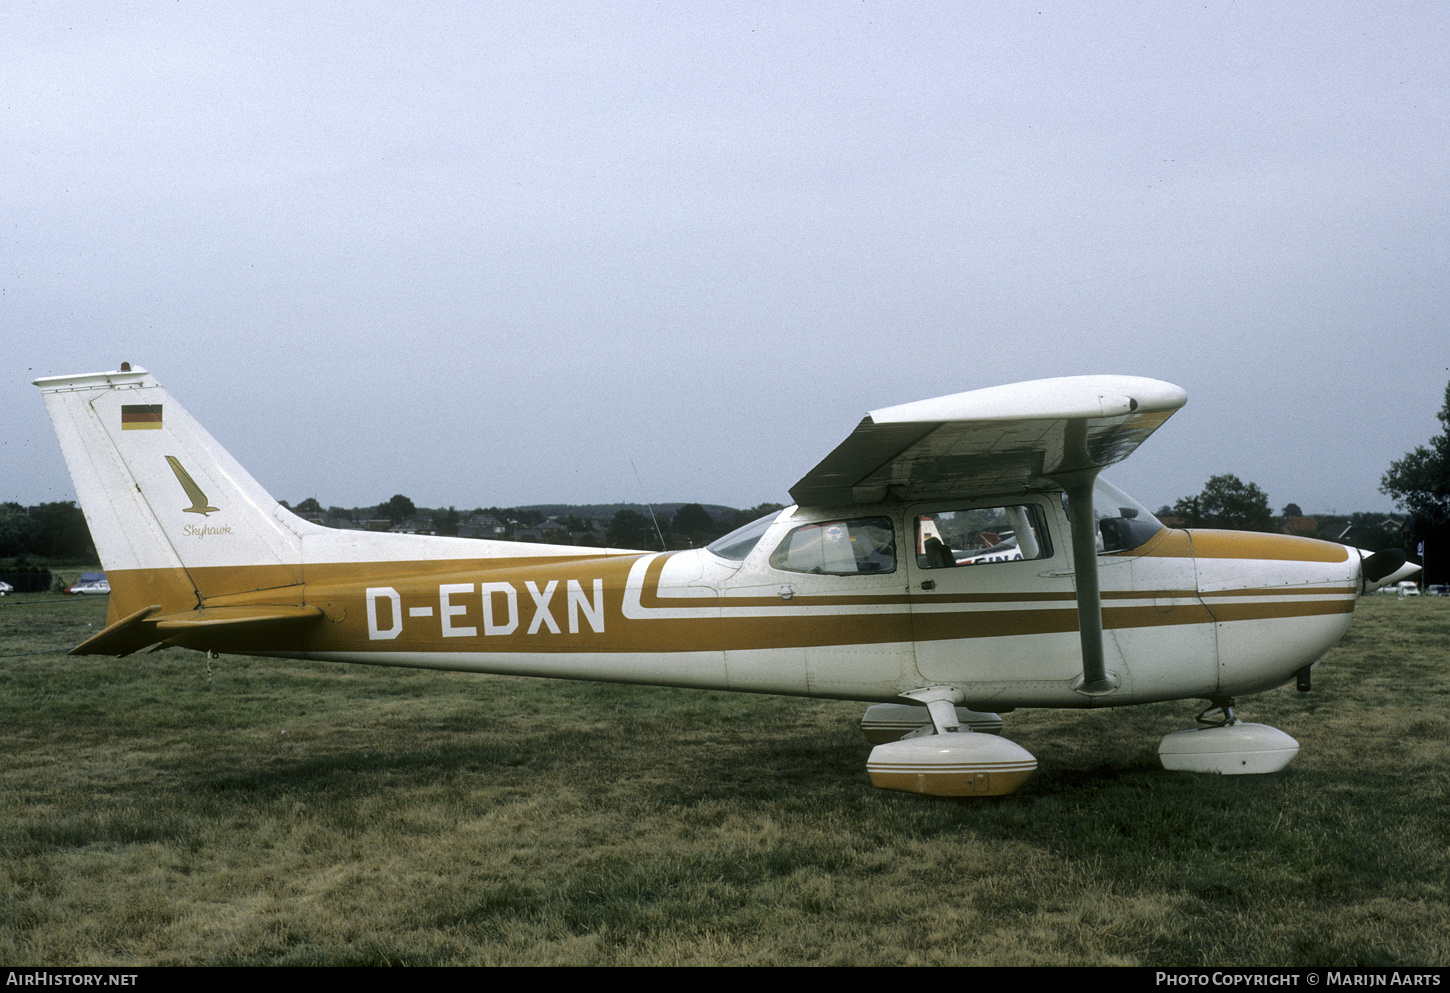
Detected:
[150,604,324,632]
[70,605,166,657]
[70,604,323,657]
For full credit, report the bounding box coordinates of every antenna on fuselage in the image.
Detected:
[630,458,668,552]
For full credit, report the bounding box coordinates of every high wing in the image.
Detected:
[790,375,1188,508]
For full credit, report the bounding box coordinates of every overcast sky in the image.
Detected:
[4,2,1447,518]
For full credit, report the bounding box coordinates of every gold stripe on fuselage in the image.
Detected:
[101,538,1358,657]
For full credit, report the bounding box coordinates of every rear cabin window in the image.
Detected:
[770,517,896,575]
[915,505,1053,568]
[705,511,778,561]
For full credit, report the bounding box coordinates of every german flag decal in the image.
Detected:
[121,404,163,430]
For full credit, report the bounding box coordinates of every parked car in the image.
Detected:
[0,581,12,596]
[63,571,106,594]
[1427,585,1448,597]
[1396,581,1421,597]
[68,579,110,596]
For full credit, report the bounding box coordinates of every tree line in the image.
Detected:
[0,502,98,563]
[598,503,786,551]
[280,496,787,552]
[1161,476,1407,552]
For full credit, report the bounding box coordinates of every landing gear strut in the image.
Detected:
[1195,697,1238,727]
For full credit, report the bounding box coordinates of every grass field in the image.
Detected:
[2,593,1447,966]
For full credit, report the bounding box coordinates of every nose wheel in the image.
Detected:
[1160,697,1299,775]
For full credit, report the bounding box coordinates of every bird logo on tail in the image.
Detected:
[165,456,220,516]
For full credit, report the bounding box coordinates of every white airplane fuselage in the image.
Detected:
[122,499,1357,712]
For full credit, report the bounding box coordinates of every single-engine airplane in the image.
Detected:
[35,365,1417,796]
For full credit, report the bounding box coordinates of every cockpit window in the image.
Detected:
[1061,477,1167,554]
[705,511,779,561]
[770,517,896,575]
[916,505,1052,568]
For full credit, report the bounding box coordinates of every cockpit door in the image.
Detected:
[907,496,1220,705]
[907,499,1083,694]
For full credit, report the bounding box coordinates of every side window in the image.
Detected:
[916,505,1052,568]
[770,517,896,575]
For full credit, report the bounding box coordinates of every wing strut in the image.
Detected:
[1057,468,1119,697]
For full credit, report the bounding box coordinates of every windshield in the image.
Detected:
[1062,477,1166,554]
[705,511,780,561]
[1091,477,1166,552]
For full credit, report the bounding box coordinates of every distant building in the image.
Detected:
[458,514,507,539]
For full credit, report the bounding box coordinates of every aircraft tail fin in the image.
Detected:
[34,365,312,620]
